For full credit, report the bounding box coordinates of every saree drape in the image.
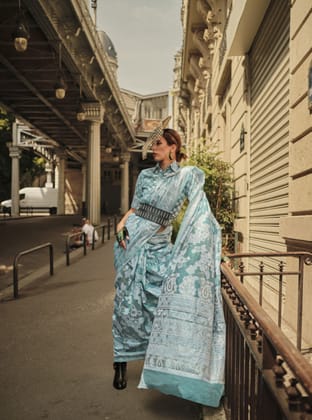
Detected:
[113,163,225,407]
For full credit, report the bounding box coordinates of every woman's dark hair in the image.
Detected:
[162,128,187,162]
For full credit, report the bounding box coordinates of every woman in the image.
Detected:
[112,125,225,407]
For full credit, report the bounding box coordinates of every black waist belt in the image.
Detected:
[135,203,173,226]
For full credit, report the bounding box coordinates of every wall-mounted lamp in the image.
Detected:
[12,0,30,52]
[76,75,85,121]
[54,43,67,99]
[105,146,112,153]
[112,155,119,162]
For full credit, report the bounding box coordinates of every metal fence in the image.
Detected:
[226,252,312,351]
[10,216,118,298]
[65,216,117,265]
[13,243,54,298]
[221,260,312,419]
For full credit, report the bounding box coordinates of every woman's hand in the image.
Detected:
[115,208,134,249]
[116,227,130,250]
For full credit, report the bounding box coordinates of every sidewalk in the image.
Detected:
[0,239,225,420]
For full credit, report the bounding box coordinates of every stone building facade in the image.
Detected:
[173,0,312,344]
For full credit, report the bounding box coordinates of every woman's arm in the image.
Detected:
[116,208,135,233]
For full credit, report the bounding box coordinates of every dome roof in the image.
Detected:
[97,31,117,61]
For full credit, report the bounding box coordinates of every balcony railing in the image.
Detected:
[221,255,312,419]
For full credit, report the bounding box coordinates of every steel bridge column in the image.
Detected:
[8,145,21,217]
[8,122,21,217]
[81,163,87,217]
[55,151,66,215]
[84,103,104,226]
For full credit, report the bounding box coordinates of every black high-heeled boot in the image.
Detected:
[113,362,127,390]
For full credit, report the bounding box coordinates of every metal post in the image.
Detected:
[83,232,87,255]
[12,243,54,298]
[13,262,19,298]
[107,218,110,240]
[239,260,244,284]
[297,256,304,351]
[49,244,54,275]
[92,229,96,250]
[259,261,264,306]
[278,261,284,328]
[66,236,70,266]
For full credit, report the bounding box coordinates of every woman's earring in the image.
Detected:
[169,151,173,160]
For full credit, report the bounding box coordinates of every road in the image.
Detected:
[0,214,225,419]
[0,214,96,291]
[0,219,204,420]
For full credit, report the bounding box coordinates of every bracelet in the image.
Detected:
[116,227,129,245]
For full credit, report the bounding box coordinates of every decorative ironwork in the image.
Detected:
[221,259,312,419]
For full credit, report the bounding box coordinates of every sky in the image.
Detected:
[96,0,183,95]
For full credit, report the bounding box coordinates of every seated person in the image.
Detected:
[82,218,98,246]
[69,226,83,250]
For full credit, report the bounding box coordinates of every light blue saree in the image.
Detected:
[113,162,225,407]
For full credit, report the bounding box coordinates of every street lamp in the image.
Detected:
[12,0,30,52]
[54,74,67,99]
[76,75,85,121]
[76,102,85,121]
[54,43,67,99]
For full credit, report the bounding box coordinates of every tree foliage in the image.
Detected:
[0,108,47,201]
[172,150,235,242]
[0,108,14,200]
[188,150,234,233]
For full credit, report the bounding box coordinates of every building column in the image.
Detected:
[55,151,66,215]
[8,145,21,217]
[45,161,53,188]
[81,163,87,217]
[83,102,104,225]
[120,152,131,215]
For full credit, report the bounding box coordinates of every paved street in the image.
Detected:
[0,214,113,292]
[0,215,83,265]
[0,216,226,419]
[0,218,204,420]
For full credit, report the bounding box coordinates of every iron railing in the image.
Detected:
[65,217,118,265]
[226,252,312,351]
[221,261,312,419]
[65,231,87,266]
[13,243,54,298]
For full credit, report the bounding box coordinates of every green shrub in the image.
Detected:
[172,150,235,242]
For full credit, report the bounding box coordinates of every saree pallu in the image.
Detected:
[138,192,225,407]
